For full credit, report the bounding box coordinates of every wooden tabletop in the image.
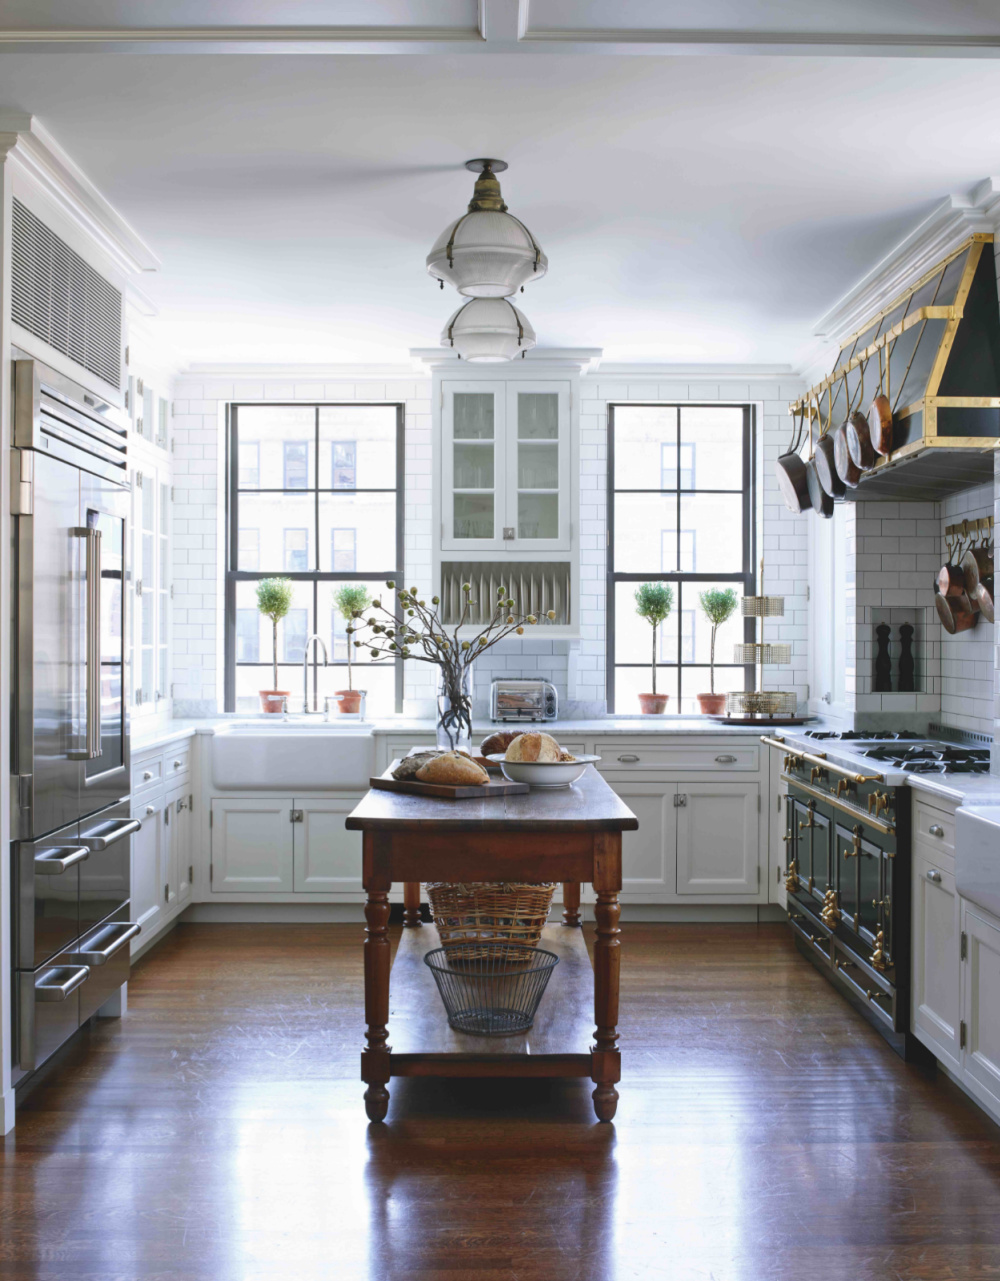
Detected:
[345,763,639,833]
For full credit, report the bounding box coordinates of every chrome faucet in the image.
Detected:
[302,634,328,714]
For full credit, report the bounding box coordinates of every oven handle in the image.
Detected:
[35,966,90,1002]
[780,773,895,835]
[79,818,141,851]
[761,735,883,785]
[33,845,90,874]
[65,921,140,966]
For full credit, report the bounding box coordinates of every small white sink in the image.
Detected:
[211,723,375,791]
[956,806,1000,917]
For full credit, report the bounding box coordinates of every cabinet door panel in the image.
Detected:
[602,781,675,900]
[911,854,961,1071]
[293,799,364,893]
[130,798,164,945]
[676,782,759,896]
[442,382,505,551]
[963,905,1000,1110]
[211,799,293,892]
[505,381,571,550]
[176,795,193,904]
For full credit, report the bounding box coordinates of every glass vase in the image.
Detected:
[436,664,473,754]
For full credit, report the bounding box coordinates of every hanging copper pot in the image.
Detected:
[867,394,893,456]
[975,576,995,624]
[937,563,967,598]
[834,421,862,488]
[813,433,846,498]
[776,407,810,513]
[960,545,994,595]
[846,410,877,470]
[806,458,834,518]
[935,587,979,635]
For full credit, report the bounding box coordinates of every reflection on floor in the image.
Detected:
[3,922,1000,1280]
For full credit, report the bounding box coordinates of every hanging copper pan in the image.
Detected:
[833,421,862,488]
[806,458,834,518]
[775,408,810,513]
[867,394,893,456]
[935,587,979,635]
[846,410,877,470]
[960,545,994,595]
[937,563,966,598]
[975,576,995,624]
[813,433,845,498]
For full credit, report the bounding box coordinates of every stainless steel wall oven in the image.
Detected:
[10,354,140,1085]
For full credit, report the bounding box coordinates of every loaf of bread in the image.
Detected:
[480,730,524,758]
[391,750,446,780]
[505,731,561,763]
[415,752,490,786]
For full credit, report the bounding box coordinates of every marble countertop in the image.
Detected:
[907,773,1000,807]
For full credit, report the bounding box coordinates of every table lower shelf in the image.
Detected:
[384,922,596,1079]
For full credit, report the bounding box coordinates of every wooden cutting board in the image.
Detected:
[370,762,528,800]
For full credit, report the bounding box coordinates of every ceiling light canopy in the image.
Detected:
[441,296,536,363]
[427,159,547,299]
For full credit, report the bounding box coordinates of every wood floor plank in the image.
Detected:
[2,921,1000,1281]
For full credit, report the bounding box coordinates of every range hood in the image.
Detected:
[793,233,1000,501]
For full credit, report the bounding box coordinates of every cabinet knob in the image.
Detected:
[173,759,183,769]
[142,770,153,781]
[145,804,155,817]
[929,824,944,838]
[926,869,942,883]
[617,753,640,763]
[715,754,737,764]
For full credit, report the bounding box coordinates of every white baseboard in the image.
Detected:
[177,902,787,925]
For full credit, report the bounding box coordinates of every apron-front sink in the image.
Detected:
[956,806,1000,917]
[211,724,375,790]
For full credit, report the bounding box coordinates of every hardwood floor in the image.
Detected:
[4,921,1000,1280]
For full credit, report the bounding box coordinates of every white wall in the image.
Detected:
[169,365,806,718]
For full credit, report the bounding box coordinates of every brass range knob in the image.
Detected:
[784,859,798,893]
[835,779,851,799]
[820,889,841,928]
[870,927,888,972]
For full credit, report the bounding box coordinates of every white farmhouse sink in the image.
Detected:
[211,723,375,791]
[956,806,1000,917]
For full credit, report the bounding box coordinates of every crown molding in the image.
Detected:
[409,346,603,372]
[590,362,798,380]
[0,26,482,54]
[177,362,429,381]
[0,111,160,277]
[812,179,1000,344]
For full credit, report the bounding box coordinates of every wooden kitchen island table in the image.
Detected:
[345,766,638,1123]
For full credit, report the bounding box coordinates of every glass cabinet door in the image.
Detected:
[131,465,170,714]
[505,381,570,550]
[442,383,505,549]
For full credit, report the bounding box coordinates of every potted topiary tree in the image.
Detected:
[333,584,372,714]
[634,583,673,714]
[696,587,739,714]
[256,577,294,714]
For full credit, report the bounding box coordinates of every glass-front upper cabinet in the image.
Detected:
[441,379,571,551]
[131,463,170,716]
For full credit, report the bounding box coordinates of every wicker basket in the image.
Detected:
[426,882,556,951]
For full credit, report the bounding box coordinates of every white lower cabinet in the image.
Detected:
[164,784,194,910]
[613,782,676,900]
[676,782,759,896]
[211,798,294,893]
[911,852,962,1072]
[293,799,364,893]
[131,794,166,939]
[962,903,1000,1114]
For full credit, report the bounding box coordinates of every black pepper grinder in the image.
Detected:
[898,622,915,693]
[874,623,892,692]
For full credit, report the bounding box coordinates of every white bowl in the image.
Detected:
[486,753,601,790]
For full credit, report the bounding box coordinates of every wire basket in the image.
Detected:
[725,690,797,717]
[424,941,560,1036]
[426,882,555,952]
[741,595,785,618]
[733,642,792,666]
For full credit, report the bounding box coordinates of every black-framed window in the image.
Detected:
[608,403,756,715]
[225,403,404,714]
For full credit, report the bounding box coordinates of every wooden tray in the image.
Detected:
[370,763,529,800]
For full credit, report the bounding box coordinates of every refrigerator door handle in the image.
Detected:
[79,818,141,851]
[35,965,90,1002]
[33,845,90,874]
[65,921,140,966]
[70,525,103,761]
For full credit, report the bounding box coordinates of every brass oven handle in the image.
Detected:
[761,736,883,785]
[780,774,895,835]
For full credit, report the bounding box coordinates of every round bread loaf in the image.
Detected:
[480,730,524,758]
[391,750,445,780]
[415,752,490,786]
[505,731,561,763]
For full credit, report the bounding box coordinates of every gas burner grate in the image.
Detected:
[805,730,923,741]
[861,743,991,774]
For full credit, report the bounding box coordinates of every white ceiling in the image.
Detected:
[4,25,1000,368]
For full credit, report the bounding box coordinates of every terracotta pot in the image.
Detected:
[259,690,290,715]
[332,689,363,714]
[638,693,669,715]
[696,693,727,715]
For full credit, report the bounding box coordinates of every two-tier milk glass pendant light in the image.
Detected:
[429,159,546,362]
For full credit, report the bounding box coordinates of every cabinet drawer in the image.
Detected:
[132,757,163,797]
[165,747,191,782]
[914,800,956,853]
[598,743,759,772]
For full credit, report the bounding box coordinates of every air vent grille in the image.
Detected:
[440,561,571,625]
[11,198,122,390]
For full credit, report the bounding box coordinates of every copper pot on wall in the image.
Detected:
[846,410,877,470]
[935,587,980,635]
[806,458,834,518]
[867,393,893,456]
[960,545,994,595]
[814,433,846,498]
[975,576,995,624]
[833,420,862,488]
[937,563,967,598]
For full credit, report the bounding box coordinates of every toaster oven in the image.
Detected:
[489,679,558,722]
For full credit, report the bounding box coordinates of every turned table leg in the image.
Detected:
[562,881,582,927]
[362,837,392,1121]
[403,880,423,928]
[591,834,622,1122]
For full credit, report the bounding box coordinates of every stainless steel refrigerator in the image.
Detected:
[11,354,140,1084]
